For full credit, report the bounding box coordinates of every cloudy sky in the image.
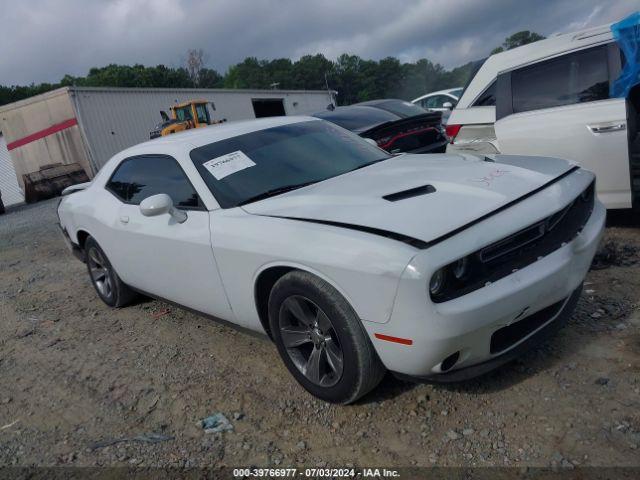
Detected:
[1,0,637,86]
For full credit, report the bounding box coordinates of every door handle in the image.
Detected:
[120,215,129,224]
[588,123,626,134]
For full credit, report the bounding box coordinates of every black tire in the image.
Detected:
[268,270,385,404]
[84,236,136,308]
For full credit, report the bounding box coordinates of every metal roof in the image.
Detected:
[70,86,337,95]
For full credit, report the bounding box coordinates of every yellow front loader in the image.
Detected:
[149,100,221,139]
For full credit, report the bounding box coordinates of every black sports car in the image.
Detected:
[313,99,447,154]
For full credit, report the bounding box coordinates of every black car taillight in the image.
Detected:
[377,126,439,150]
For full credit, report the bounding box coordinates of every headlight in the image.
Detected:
[429,268,446,296]
[452,258,468,280]
[429,255,476,303]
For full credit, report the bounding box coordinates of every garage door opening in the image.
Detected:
[252,99,286,118]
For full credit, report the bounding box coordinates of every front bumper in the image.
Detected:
[364,196,606,379]
[392,285,581,383]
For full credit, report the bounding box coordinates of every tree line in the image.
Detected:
[0,31,544,107]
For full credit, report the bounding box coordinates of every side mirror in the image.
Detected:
[139,194,187,223]
[363,137,379,147]
[443,102,453,110]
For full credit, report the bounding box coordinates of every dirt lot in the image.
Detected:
[1,198,639,469]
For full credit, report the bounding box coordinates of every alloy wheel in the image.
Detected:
[278,295,344,387]
[87,247,113,301]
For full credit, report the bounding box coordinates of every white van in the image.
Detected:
[447,24,639,210]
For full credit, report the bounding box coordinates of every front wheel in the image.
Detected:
[268,271,385,404]
[84,236,136,308]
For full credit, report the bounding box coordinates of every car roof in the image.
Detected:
[312,105,400,133]
[354,99,407,108]
[457,23,613,108]
[411,88,462,103]
[124,116,318,155]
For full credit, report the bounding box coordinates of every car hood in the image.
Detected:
[241,153,577,246]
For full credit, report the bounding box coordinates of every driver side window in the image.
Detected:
[106,155,202,209]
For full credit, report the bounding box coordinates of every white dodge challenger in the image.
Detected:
[58,116,605,404]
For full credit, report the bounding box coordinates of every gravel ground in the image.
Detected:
[0,198,639,469]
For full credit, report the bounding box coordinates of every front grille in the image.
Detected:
[480,221,545,263]
[480,183,595,268]
[479,180,594,269]
[431,181,595,303]
[490,298,565,354]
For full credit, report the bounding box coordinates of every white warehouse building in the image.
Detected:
[0,86,336,206]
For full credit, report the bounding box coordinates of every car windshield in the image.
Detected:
[190,120,391,208]
[450,88,463,98]
[373,100,428,117]
[313,106,399,132]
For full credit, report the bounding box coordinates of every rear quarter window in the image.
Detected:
[511,45,610,113]
[472,81,497,106]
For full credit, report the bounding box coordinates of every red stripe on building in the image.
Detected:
[6,118,78,151]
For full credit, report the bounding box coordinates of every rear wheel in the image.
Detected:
[84,236,136,307]
[268,271,385,404]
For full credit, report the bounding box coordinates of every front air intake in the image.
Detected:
[490,299,565,354]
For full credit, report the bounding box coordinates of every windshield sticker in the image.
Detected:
[203,151,256,180]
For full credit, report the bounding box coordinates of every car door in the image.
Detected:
[494,43,631,209]
[104,154,234,319]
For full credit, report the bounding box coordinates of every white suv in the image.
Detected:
[447,23,639,210]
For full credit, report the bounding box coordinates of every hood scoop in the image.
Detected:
[382,184,436,202]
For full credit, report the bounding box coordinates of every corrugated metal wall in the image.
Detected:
[71,87,335,171]
[0,133,24,206]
